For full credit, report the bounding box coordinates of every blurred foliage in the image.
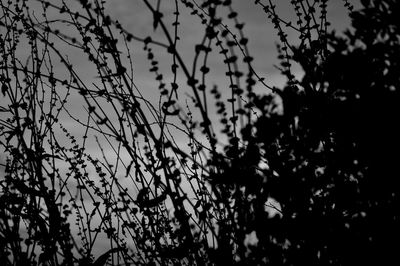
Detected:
[210,0,400,264]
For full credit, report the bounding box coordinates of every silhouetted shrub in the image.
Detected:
[211,0,400,264]
[1,0,398,265]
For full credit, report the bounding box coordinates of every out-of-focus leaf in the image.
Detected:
[91,248,122,266]
[141,193,166,208]
[1,83,8,96]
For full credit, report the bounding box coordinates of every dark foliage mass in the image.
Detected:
[0,0,399,265]
[215,1,400,264]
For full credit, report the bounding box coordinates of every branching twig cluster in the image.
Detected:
[0,0,364,265]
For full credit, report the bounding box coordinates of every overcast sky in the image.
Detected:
[42,0,360,153]
[1,0,361,259]
[70,0,360,254]
[98,0,358,97]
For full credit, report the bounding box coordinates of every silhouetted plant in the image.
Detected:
[1,0,398,265]
[211,0,400,265]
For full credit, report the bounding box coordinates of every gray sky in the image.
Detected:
[70,0,359,256]
[101,0,358,91]
[54,0,359,149]
[1,0,360,260]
